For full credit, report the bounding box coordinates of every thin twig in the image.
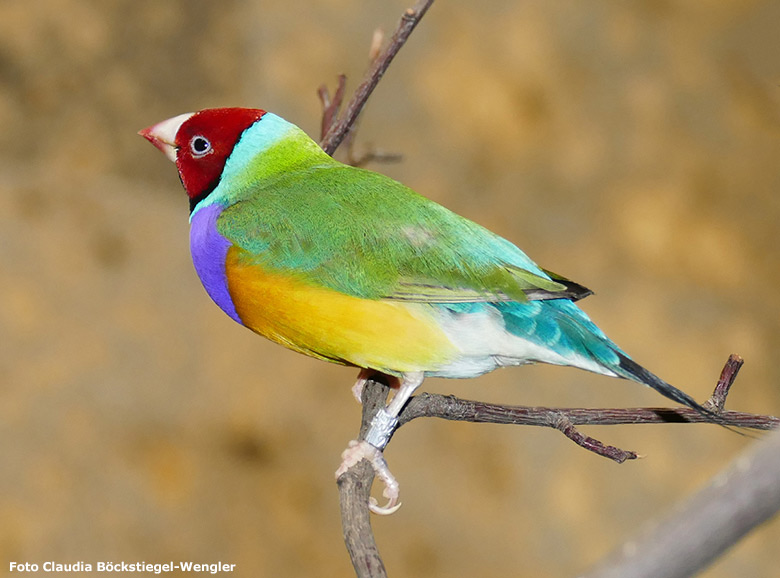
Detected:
[320,32,382,160]
[550,413,638,463]
[320,0,436,155]
[318,74,347,141]
[706,353,744,412]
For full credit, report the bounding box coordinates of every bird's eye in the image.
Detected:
[190,136,212,157]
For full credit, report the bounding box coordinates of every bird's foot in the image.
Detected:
[335,440,402,515]
[338,370,424,515]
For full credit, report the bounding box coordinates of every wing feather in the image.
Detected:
[217,164,588,304]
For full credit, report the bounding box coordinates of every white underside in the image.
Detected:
[424,305,617,379]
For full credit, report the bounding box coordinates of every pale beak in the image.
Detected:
[138,112,194,163]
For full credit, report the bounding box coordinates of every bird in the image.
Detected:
[140,107,711,514]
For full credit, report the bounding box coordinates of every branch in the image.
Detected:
[319,0,435,155]
[395,354,777,464]
[338,378,393,578]
[338,355,778,576]
[580,424,780,578]
[400,395,777,431]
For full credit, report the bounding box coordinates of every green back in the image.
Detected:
[215,122,567,303]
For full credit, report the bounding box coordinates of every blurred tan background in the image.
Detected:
[1,0,778,576]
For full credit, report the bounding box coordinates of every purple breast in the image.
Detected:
[189,203,243,324]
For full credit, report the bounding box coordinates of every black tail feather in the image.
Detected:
[614,352,720,421]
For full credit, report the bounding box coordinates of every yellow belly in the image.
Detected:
[225,247,457,374]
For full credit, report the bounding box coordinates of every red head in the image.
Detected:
[140,108,266,210]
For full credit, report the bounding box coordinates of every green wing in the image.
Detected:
[217,164,588,303]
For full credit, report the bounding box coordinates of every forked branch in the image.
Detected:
[338,356,778,577]
[395,355,775,459]
[319,0,435,155]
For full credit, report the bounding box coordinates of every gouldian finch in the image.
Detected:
[140,107,709,513]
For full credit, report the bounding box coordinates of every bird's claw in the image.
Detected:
[369,495,402,516]
[335,439,402,515]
